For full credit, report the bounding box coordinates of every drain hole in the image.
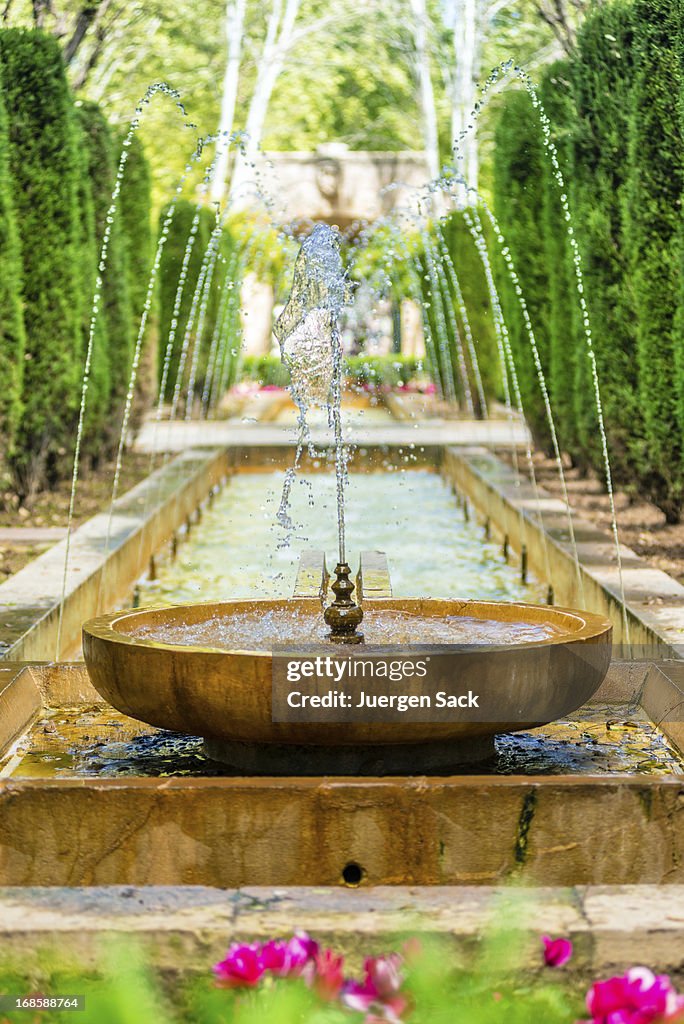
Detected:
[341,861,364,886]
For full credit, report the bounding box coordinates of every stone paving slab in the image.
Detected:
[0,885,683,978]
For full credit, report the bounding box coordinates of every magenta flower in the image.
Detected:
[342,954,407,1022]
[213,943,265,989]
[585,967,684,1023]
[312,948,345,1001]
[261,932,319,978]
[288,931,319,963]
[542,935,573,968]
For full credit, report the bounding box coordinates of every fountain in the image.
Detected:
[82,225,612,775]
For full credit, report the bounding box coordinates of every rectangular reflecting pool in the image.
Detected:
[137,469,546,605]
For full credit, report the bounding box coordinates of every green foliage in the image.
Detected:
[116,131,156,420]
[78,101,134,452]
[118,134,154,328]
[624,0,684,522]
[347,224,422,305]
[264,5,422,153]
[569,7,642,484]
[0,56,25,485]
[493,88,551,448]
[0,29,83,500]
[158,205,246,412]
[239,353,422,390]
[538,61,581,462]
[73,103,109,461]
[0,916,587,1024]
[157,199,213,402]
[439,211,500,409]
[346,353,421,387]
[487,0,684,519]
[240,354,291,388]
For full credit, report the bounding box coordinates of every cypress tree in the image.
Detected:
[117,132,156,418]
[493,89,552,449]
[570,3,641,486]
[538,61,581,462]
[0,57,26,487]
[77,101,133,452]
[625,0,683,521]
[157,200,213,404]
[72,108,109,461]
[0,30,83,500]
[118,134,153,328]
[439,210,500,407]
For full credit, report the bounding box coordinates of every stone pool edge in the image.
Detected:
[0,884,682,984]
[0,448,233,662]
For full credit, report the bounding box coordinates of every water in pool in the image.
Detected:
[137,469,546,606]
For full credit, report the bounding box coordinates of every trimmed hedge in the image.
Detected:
[624,0,683,521]
[239,354,423,390]
[569,5,642,484]
[0,57,25,486]
[0,29,83,500]
[346,354,421,388]
[487,0,684,521]
[118,134,153,330]
[157,199,214,404]
[78,101,133,453]
[538,61,581,462]
[117,132,156,421]
[73,104,109,460]
[438,210,500,411]
[492,89,552,449]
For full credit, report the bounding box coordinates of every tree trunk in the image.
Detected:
[409,0,440,183]
[448,0,479,203]
[210,0,247,204]
[230,0,303,205]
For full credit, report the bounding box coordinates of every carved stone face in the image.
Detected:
[315,158,342,200]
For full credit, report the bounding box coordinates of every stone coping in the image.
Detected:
[0,449,231,663]
[0,885,682,981]
[134,418,530,454]
[443,447,684,652]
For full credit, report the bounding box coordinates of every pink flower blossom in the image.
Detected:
[261,932,319,978]
[311,948,345,1001]
[542,935,573,968]
[584,967,684,1024]
[213,943,265,989]
[342,954,407,1022]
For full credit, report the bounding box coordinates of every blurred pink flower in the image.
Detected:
[542,935,573,968]
[342,954,407,1022]
[213,943,265,989]
[311,948,345,1001]
[261,932,319,978]
[584,967,684,1023]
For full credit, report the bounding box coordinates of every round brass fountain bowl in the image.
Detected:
[82,598,612,774]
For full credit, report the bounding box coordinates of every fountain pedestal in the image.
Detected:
[203,733,495,775]
[82,551,612,777]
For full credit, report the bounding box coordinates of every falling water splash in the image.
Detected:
[273,223,353,563]
[462,205,551,590]
[451,58,630,640]
[56,83,197,659]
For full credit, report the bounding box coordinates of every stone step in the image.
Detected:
[0,884,681,980]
